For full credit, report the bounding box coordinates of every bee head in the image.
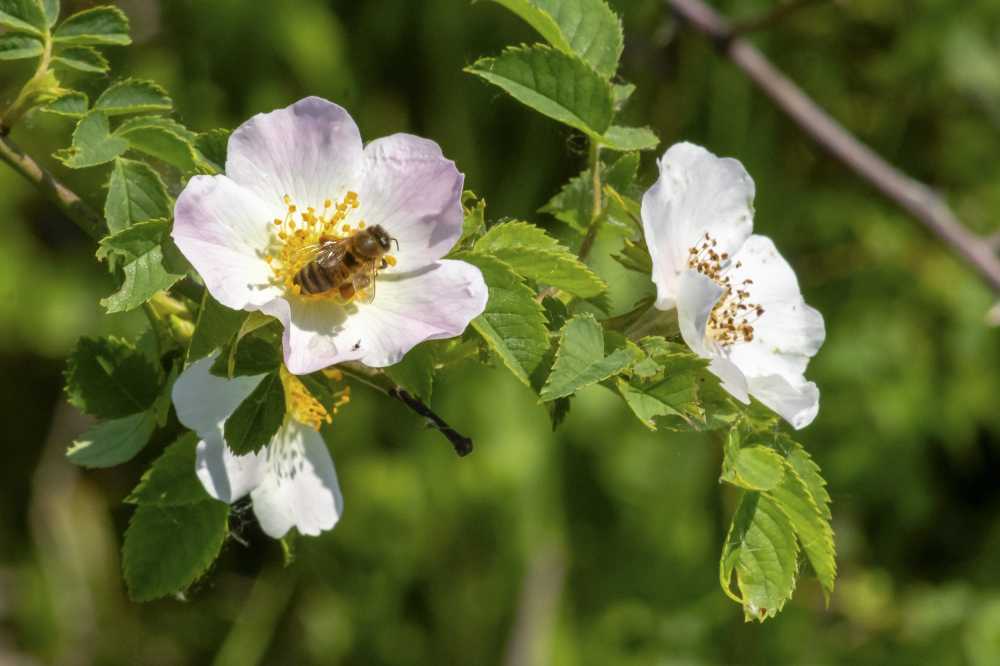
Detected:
[369,225,397,253]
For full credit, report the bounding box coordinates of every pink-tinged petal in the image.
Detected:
[250,422,343,538]
[259,296,363,375]
[354,259,488,367]
[726,235,825,381]
[173,175,283,310]
[226,97,364,210]
[642,142,755,309]
[747,375,820,430]
[358,134,464,271]
[195,436,266,504]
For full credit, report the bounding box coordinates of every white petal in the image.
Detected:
[354,259,488,367]
[641,142,755,309]
[172,175,284,311]
[259,296,363,375]
[195,435,266,504]
[226,97,364,210]
[726,235,825,381]
[747,375,820,430]
[708,356,751,404]
[676,269,725,358]
[171,356,267,438]
[250,422,344,538]
[358,134,464,271]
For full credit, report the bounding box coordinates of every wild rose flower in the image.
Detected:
[641,142,825,429]
[172,355,349,538]
[173,97,488,375]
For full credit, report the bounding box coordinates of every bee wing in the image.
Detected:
[314,238,351,267]
[352,258,380,304]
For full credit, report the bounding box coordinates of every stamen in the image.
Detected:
[686,233,764,348]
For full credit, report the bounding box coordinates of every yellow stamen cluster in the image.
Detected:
[265,191,362,297]
[687,233,764,347]
[280,366,351,431]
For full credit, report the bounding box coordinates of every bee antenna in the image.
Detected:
[392,238,400,252]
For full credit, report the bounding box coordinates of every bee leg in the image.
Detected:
[380,259,388,269]
[339,283,356,301]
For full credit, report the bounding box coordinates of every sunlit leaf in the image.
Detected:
[54,5,131,46]
[104,158,171,233]
[54,110,128,168]
[53,45,109,73]
[66,411,156,468]
[540,313,633,400]
[94,79,172,116]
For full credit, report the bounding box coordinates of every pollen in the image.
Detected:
[687,233,764,348]
[385,255,397,267]
[280,366,352,431]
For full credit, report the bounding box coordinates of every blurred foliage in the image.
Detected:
[1,0,1000,663]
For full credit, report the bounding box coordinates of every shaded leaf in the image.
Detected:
[94,78,171,116]
[115,115,199,171]
[223,371,285,455]
[127,433,210,506]
[66,411,156,468]
[42,91,88,117]
[54,5,131,46]
[53,45,109,73]
[65,336,160,418]
[55,110,128,168]
[0,33,42,59]
[384,342,437,402]
[188,292,248,364]
[600,125,660,152]
[123,500,228,602]
[0,0,46,36]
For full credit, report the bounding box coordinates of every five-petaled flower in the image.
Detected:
[173,355,350,538]
[641,142,826,429]
[173,96,488,375]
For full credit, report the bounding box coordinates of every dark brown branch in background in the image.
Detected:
[665,0,1000,294]
[0,133,104,241]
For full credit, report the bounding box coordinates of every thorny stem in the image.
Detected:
[0,133,104,240]
[338,362,474,457]
[576,140,604,262]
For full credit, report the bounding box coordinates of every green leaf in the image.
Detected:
[211,329,282,378]
[41,0,57,26]
[765,464,837,598]
[127,433,210,506]
[0,0,46,35]
[612,239,652,274]
[466,44,614,137]
[454,252,549,386]
[65,336,161,418]
[458,191,487,249]
[768,434,832,520]
[600,125,660,152]
[474,221,607,297]
[115,115,199,171]
[104,158,171,233]
[53,45,109,73]
[487,0,624,79]
[385,343,438,402]
[722,445,787,491]
[54,5,131,46]
[54,110,128,168]
[720,492,799,622]
[188,292,248,363]
[612,82,635,110]
[97,220,185,313]
[541,152,639,230]
[223,371,286,455]
[0,33,42,59]
[194,128,230,173]
[94,79,171,116]
[539,314,632,401]
[41,91,88,117]
[616,341,707,430]
[66,411,156,468]
[123,500,228,602]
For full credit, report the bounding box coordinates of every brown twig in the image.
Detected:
[339,362,474,457]
[730,0,828,36]
[0,133,104,240]
[665,0,1000,294]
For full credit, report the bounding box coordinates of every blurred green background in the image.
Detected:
[2,0,1000,663]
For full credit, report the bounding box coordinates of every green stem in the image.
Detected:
[2,28,55,133]
[576,140,603,261]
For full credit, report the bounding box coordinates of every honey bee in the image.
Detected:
[293,225,398,302]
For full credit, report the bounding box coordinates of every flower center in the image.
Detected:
[687,233,764,348]
[264,192,396,303]
[279,365,351,431]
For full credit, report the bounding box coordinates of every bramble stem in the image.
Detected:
[0,133,105,240]
[577,140,604,262]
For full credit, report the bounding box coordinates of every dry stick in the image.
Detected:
[665,0,1000,294]
[339,362,474,457]
[0,133,104,241]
